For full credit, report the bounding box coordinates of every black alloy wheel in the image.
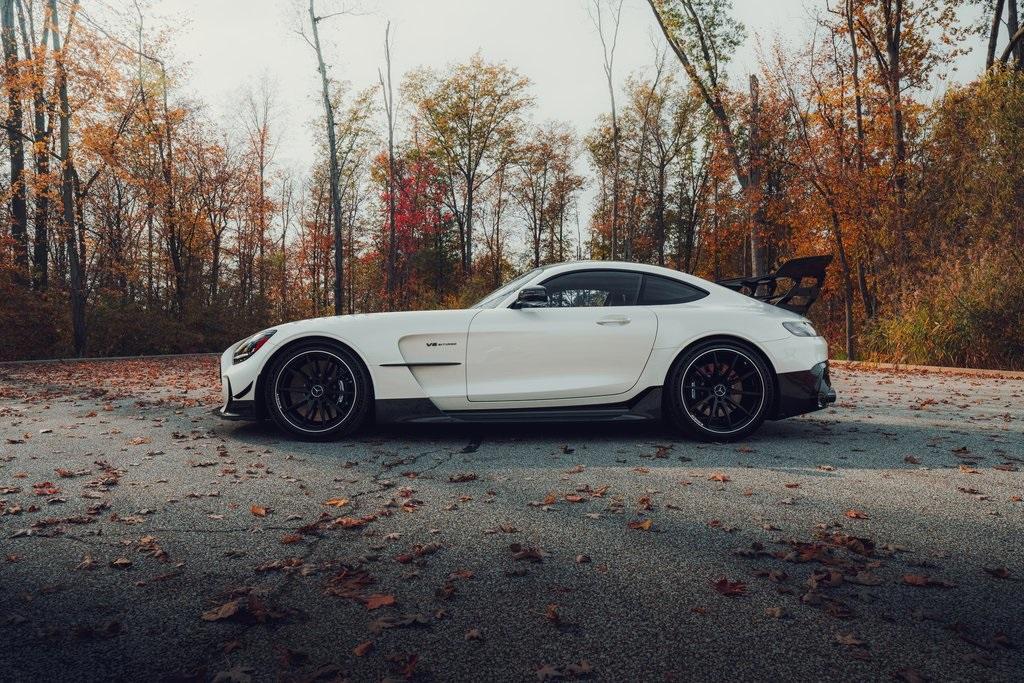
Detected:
[666,341,773,441]
[264,341,372,439]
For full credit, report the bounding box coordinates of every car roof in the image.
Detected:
[535,260,709,286]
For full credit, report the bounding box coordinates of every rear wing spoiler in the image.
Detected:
[715,255,832,315]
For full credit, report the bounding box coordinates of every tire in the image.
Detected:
[664,339,774,442]
[263,340,373,440]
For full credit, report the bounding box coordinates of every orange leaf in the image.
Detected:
[335,515,369,528]
[353,640,373,657]
[250,505,268,517]
[544,603,560,623]
[708,472,730,483]
[844,509,869,520]
[324,498,350,508]
[364,594,395,610]
[627,518,653,531]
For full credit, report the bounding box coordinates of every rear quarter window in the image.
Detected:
[639,275,708,305]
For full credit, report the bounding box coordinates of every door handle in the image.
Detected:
[596,316,631,326]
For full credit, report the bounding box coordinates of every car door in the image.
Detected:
[466,269,657,402]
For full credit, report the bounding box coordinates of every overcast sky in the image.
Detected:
[142,0,985,207]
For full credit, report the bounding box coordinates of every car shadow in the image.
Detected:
[210,407,991,474]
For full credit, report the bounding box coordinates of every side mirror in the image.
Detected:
[515,285,548,308]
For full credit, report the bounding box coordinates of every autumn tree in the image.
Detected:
[646,0,772,275]
[404,54,532,276]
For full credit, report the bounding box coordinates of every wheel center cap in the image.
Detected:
[310,385,325,398]
[713,384,727,397]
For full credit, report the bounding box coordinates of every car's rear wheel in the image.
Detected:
[264,341,372,440]
[665,340,774,442]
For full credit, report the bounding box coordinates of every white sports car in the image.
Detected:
[217,260,836,441]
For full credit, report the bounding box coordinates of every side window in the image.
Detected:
[542,271,642,308]
[638,275,707,305]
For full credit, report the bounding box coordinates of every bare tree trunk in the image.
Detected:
[51,0,85,355]
[2,0,28,278]
[829,210,857,360]
[747,75,764,276]
[646,0,766,275]
[1009,0,1023,64]
[18,0,52,290]
[591,0,623,260]
[988,0,1007,68]
[379,22,397,309]
[308,0,344,315]
[465,179,475,273]
[847,0,866,171]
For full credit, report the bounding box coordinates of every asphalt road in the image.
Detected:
[0,357,1021,682]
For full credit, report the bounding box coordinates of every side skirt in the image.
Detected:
[375,387,664,425]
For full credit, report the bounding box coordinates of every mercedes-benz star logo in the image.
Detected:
[713,384,728,397]
[310,384,325,398]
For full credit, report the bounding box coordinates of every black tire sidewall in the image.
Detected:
[264,341,373,440]
[665,340,774,442]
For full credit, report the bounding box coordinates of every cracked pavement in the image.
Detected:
[0,356,1022,682]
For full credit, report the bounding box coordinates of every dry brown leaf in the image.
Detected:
[202,599,241,622]
[712,577,746,597]
[364,594,395,610]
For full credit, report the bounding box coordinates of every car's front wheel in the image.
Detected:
[263,341,372,440]
[665,340,774,442]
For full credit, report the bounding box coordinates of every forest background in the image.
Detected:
[0,0,1021,370]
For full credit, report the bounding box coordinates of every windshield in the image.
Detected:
[470,268,542,309]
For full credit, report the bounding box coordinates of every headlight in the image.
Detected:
[782,321,819,337]
[232,330,276,364]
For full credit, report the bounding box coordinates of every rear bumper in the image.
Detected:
[772,361,836,419]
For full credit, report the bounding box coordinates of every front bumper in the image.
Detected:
[217,348,261,421]
[772,361,836,419]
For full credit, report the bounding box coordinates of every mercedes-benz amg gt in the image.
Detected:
[216,261,836,441]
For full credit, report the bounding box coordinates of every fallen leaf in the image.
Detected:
[627,518,653,531]
[543,603,560,624]
[902,574,954,588]
[250,505,269,517]
[712,577,746,597]
[202,599,241,622]
[835,632,865,647]
[982,566,1010,580]
[364,594,396,610]
[324,498,349,508]
[844,509,869,520]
